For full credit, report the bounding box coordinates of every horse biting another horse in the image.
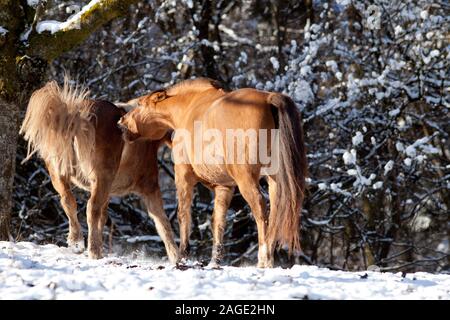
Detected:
[119,78,307,268]
[20,78,179,262]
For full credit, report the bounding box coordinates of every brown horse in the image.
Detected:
[20,78,179,262]
[118,78,307,268]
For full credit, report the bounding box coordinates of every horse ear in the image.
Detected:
[210,80,221,88]
[151,90,167,103]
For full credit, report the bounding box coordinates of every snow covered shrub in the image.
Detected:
[271,0,449,271]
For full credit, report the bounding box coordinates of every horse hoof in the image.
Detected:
[68,239,85,254]
[88,251,103,260]
[169,253,180,265]
[257,261,274,268]
[257,261,266,268]
[88,248,103,259]
[207,261,221,269]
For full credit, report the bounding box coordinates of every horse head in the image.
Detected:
[117,90,172,142]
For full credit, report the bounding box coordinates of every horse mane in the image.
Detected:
[165,77,223,96]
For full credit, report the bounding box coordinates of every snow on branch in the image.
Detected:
[26,0,139,61]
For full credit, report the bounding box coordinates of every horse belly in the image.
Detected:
[192,163,234,186]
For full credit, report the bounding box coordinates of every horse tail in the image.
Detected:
[266,93,307,254]
[20,76,94,177]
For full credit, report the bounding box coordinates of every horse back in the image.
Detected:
[207,89,275,130]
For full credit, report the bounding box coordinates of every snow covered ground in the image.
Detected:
[1,241,449,300]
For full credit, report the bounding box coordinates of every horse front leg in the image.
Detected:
[209,186,234,267]
[141,187,180,264]
[47,163,84,253]
[174,164,196,260]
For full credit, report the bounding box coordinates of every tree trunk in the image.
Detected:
[0,98,19,240]
[192,0,221,81]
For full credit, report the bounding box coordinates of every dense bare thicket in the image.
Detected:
[12,0,449,272]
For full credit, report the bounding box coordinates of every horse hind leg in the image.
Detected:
[47,164,84,253]
[86,176,113,259]
[233,170,269,268]
[265,175,278,268]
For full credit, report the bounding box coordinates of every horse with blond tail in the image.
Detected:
[20,77,179,262]
[118,78,307,267]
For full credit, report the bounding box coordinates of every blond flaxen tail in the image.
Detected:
[20,77,94,177]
